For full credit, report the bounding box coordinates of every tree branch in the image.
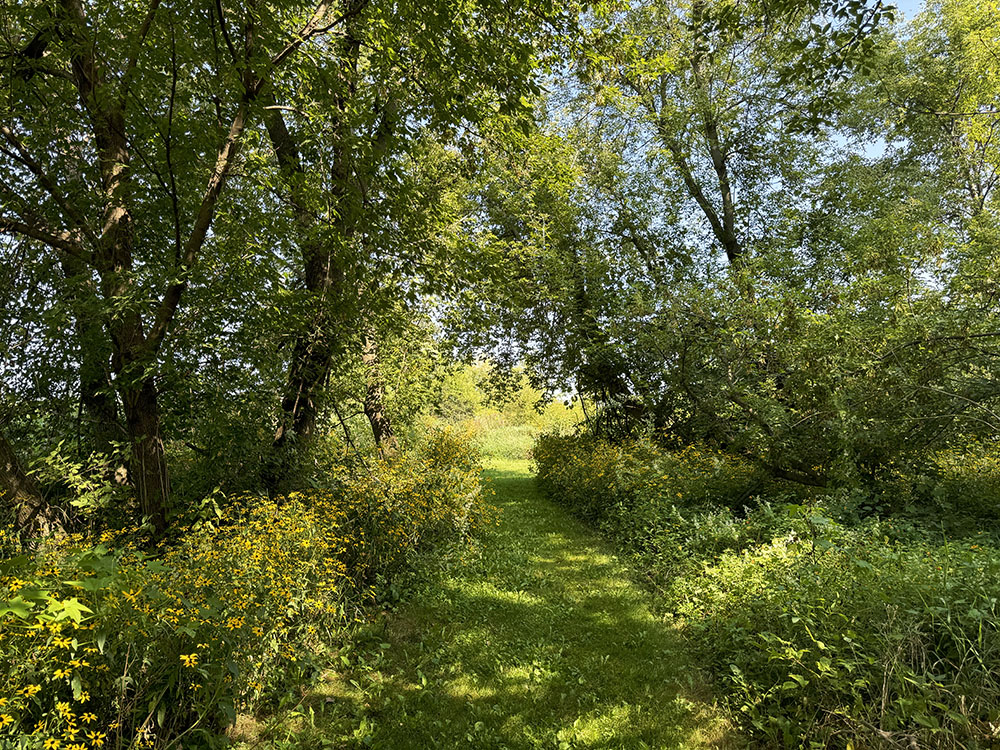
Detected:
[214,0,239,64]
[0,126,100,247]
[268,0,361,70]
[147,0,362,352]
[146,97,251,353]
[0,215,89,261]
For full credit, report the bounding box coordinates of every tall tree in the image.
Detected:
[0,0,359,530]
[258,0,573,479]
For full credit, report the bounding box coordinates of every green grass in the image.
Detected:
[475,424,540,461]
[233,459,732,749]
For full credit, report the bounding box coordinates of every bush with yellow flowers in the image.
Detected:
[0,428,486,749]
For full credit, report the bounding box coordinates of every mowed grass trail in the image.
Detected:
[237,458,733,749]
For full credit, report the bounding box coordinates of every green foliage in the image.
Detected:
[675,532,1000,748]
[230,460,729,750]
[449,0,1000,488]
[3,0,1000,744]
[534,433,784,579]
[0,430,486,748]
[27,445,124,516]
[431,364,583,460]
[536,433,1000,748]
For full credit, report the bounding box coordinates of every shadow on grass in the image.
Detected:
[235,463,735,750]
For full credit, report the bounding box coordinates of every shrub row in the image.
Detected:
[533,433,1000,749]
[0,429,487,749]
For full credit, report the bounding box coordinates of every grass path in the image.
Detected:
[239,459,732,749]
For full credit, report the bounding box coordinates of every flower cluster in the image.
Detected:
[0,429,485,748]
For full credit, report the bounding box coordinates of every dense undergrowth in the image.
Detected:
[534,433,1000,749]
[0,429,487,750]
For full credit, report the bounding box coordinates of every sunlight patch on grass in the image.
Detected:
[235,456,735,749]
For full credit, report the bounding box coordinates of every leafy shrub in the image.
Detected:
[534,433,1000,748]
[473,424,539,461]
[0,429,486,749]
[533,433,778,581]
[871,445,1000,522]
[673,530,1000,748]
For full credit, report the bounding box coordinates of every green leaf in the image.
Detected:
[54,597,94,624]
[0,554,31,576]
[0,597,35,619]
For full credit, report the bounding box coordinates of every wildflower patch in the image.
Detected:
[0,429,486,748]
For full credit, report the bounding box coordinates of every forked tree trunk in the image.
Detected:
[62,0,171,533]
[5,0,318,527]
[264,105,345,486]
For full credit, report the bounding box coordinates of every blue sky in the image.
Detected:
[893,0,925,20]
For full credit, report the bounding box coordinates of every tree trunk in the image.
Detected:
[362,332,396,452]
[0,428,60,535]
[61,0,171,532]
[98,200,170,533]
[263,15,365,477]
[58,254,122,457]
[265,0,390,482]
[119,376,169,531]
[264,105,346,486]
[274,331,335,450]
